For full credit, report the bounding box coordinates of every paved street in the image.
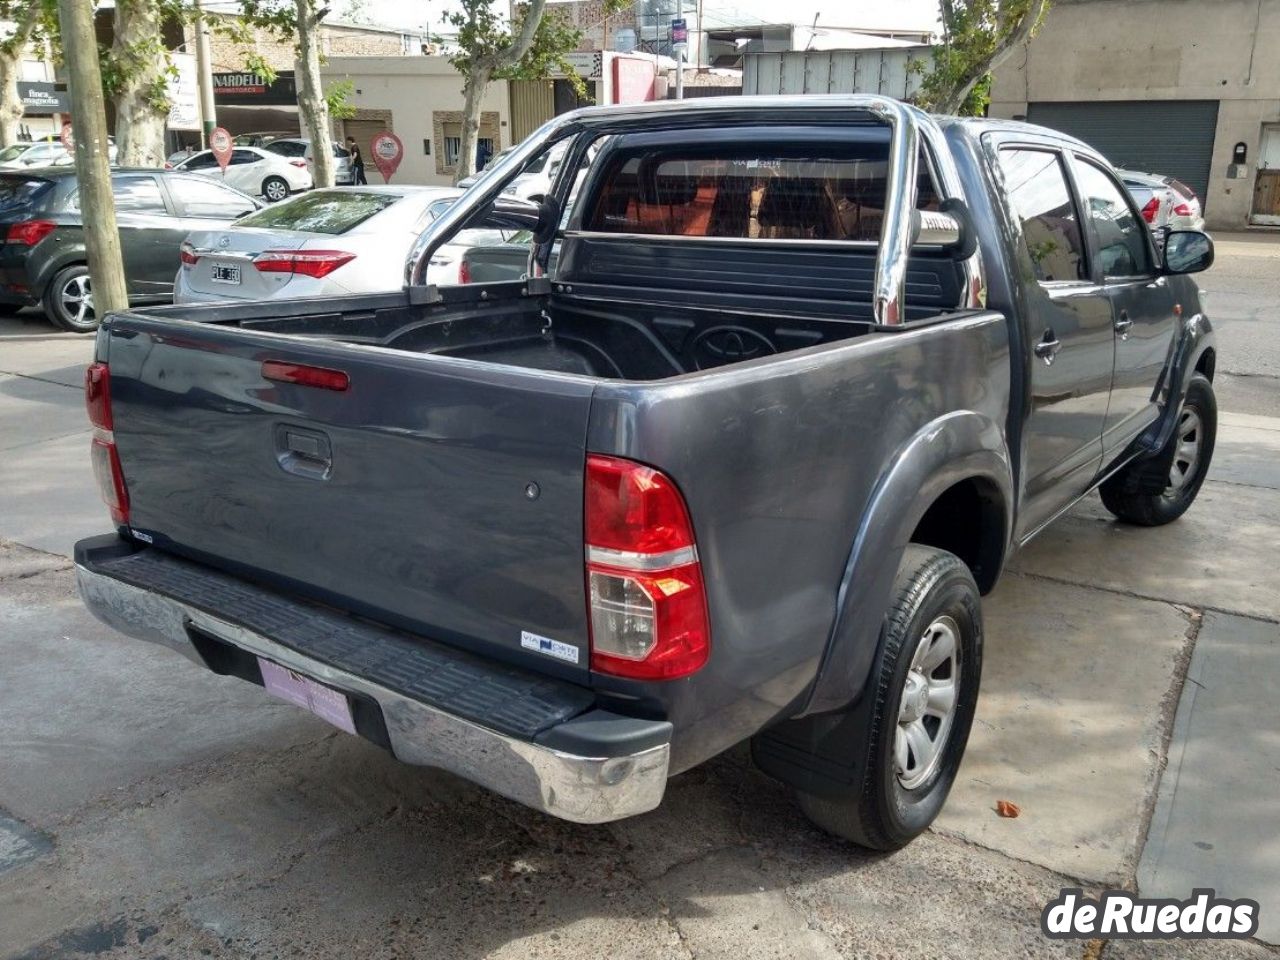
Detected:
[1,240,1278,959]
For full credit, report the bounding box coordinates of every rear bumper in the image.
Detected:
[74,535,671,824]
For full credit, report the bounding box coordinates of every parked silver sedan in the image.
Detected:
[173,185,516,303]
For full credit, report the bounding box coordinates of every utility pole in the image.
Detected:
[55,0,127,317]
[674,0,685,100]
[194,0,217,148]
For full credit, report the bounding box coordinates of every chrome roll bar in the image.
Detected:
[404,95,985,325]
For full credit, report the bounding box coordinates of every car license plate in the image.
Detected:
[258,658,356,734]
[210,263,241,284]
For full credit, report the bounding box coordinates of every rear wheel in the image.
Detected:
[262,176,290,203]
[44,264,98,332]
[1100,374,1217,526]
[796,545,983,850]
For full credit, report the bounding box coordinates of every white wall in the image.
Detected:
[321,56,512,186]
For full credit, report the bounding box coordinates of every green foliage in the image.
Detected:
[448,0,629,99]
[325,77,356,120]
[913,0,1049,116]
[0,0,60,57]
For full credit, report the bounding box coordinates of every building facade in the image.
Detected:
[989,0,1280,230]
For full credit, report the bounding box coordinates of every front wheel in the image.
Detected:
[262,176,290,203]
[44,264,98,332]
[796,545,983,850]
[1100,373,1217,526]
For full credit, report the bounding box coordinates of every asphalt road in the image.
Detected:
[1,241,1277,959]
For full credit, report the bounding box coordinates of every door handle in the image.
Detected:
[1034,332,1062,366]
[1115,310,1133,339]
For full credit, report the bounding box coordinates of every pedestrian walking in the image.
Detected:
[346,137,367,185]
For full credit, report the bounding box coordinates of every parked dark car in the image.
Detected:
[76,97,1217,850]
[0,168,261,331]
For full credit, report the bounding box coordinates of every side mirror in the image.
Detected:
[1163,230,1214,275]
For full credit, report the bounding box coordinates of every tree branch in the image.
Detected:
[497,0,548,68]
[944,0,1048,113]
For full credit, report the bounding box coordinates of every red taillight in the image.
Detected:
[585,455,709,680]
[261,360,350,391]
[253,249,355,279]
[179,241,199,266]
[457,260,472,284]
[289,159,308,168]
[85,361,111,430]
[6,219,56,246]
[1140,197,1160,224]
[1172,202,1193,217]
[85,362,129,526]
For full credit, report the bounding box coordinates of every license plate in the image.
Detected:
[258,658,356,734]
[210,263,241,284]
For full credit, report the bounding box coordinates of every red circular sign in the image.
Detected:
[209,127,233,171]
[60,121,75,156]
[371,132,403,182]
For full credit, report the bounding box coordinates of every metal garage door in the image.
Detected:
[1028,101,1219,205]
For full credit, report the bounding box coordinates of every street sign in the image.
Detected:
[60,121,74,156]
[210,127,233,173]
[371,131,403,183]
[670,17,687,43]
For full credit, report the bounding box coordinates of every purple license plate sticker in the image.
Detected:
[258,658,356,735]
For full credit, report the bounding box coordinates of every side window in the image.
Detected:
[112,177,168,214]
[182,153,218,171]
[168,177,252,218]
[997,148,1086,283]
[1073,158,1153,278]
[230,149,258,166]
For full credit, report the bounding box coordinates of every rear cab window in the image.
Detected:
[237,191,401,234]
[582,141,941,241]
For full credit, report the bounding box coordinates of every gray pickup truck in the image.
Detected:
[76,96,1217,850]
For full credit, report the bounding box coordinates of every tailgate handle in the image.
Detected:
[274,425,333,481]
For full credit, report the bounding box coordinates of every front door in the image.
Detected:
[1252,126,1280,226]
[1070,156,1179,460]
[997,146,1114,539]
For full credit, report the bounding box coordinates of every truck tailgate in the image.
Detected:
[102,314,596,681]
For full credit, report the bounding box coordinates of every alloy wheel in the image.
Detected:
[894,615,962,790]
[60,274,94,327]
[1164,408,1202,499]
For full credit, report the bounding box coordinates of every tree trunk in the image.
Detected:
[0,5,40,148]
[112,0,169,167]
[0,49,24,147]
[295,0,333,188]
[455,66,491,185]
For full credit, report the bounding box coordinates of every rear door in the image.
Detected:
[103,174,186,298]
[1069,155,1178,460]
[103,317,597,681]
[996,146,1114,539]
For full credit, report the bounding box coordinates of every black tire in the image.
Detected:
[1100,374,1217,526]
[262,176,290,203]
[796,545,983,850]
[43,264,98,332]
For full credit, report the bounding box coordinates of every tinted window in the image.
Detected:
[168,177,253,218]
[266,141,306,158]
[230,149,259,166]
[0,176,52,213]
[181,152,219,171]
[67,177,168,214]
[584,142,940,241]
[237,190,399,234]
[997,148,1086,283]
[1074,158,1152,278]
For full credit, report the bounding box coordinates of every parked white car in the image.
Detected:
[264,137,355,186]
[457,141,569,201]
[0,139,118,168]
[173,146,312,202]
[173,186,520,304]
